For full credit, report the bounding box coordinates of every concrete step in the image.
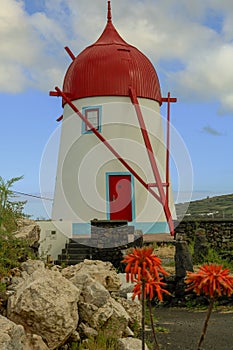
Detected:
[63,248,92,255]
[58,252,89,260]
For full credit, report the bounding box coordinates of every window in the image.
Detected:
[82,106,102,134]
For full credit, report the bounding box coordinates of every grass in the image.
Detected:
[65,330,117,350]
[176,193,233,218]
[188,239,233,272]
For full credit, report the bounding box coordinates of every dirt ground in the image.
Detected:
[146,307,233,350]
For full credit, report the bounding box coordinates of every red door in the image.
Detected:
[108,175,132,221]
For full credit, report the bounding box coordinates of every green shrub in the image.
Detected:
[0,229,36,279]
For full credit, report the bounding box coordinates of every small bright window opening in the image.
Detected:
[82,106,102,134]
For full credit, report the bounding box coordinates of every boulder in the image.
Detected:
[20,259,45,275]
[15,221,40,255]
[7,260,45,292]
[23,334,49,350]
[79,323,98,338]
[70,273,110,307]
[175,240,193,278]
[79,297,130,338]
[62,259,121,292]
[103,298,130,337]
[0,315,25,350]
[118,273,134,298]
[7,268,80,350]
[114,296,141,330]
[115,338,149,350]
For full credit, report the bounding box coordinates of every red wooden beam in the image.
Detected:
[49,91,60,97]
[64,46,76,61]
[162,97,177,103]
[56,115,63,122]
[129,86,174,236]
[162,93,177,212]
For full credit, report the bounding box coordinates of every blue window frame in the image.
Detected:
[82,106,102,134]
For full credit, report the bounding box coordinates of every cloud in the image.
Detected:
[202,125,223,136]
[1,0,233,114]
[0,0,67,92]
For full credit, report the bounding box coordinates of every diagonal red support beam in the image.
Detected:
[162,93,177,209]
[64,46,76,61]
[54,87,162,204]
[129,86,174,235]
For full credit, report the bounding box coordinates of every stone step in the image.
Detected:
[58,252,89,261]
[63,247,92,255]
[54,258,84,266]
[66,241,92,248]
[55,227,143,267]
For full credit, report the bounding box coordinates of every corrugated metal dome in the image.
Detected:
[63,2,162,105]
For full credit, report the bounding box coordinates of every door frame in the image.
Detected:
[106,172,135,221]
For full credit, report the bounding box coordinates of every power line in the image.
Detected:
[13,191,53,201]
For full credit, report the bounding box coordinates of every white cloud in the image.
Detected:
[1,0,233,113]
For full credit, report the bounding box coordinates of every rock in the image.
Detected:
[6,261,46,293]
[114,297,141,330]
[99,298,130,337]
[175,240,193,278]
[23,334,49,350]
[69,331,80,342]
[118,273,134,298]
[20,260,45,275]
[7,268,80,350]
[79,300,111,329]
[123,326,134,337]
[62,259,121,291]
[70,273,110,307]
[0,315,25,350]
[15,222,40,255]
[115,338,149,350]
[79,323,98,338]
[79,297,130,338]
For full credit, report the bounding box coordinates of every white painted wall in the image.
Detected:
[38,221,71,261]
[52,96,176,231]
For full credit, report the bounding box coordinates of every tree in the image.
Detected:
[0,175,26,230]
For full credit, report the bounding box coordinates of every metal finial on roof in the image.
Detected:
[107,1,112,23]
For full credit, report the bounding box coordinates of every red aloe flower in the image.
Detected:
[122,246,169,282]
[185,263,233,298]
[185,263,233,350]
[132,273,170,301]
[123,246,169,350]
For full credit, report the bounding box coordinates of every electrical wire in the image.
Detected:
[13,191,53,201]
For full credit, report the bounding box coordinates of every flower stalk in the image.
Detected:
[122,246,169,350]
[185,263,233,350]
[197,297,215,350]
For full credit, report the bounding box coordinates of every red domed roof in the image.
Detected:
[62,2,162,105]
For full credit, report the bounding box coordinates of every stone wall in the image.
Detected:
[175,219,233,251]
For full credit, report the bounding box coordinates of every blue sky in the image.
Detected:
[0,0,233,218]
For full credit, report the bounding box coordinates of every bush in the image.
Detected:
[0,229,36,279]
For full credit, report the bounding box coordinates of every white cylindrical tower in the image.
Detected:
[51,1,176,236]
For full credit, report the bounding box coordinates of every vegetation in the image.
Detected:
[185,263,233,350]
[65,332,117,350]
[0,175,26,231]
[122,246,170,350]
[188,239,233,272]
[176,193,233,218]
[0,176,36,280]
